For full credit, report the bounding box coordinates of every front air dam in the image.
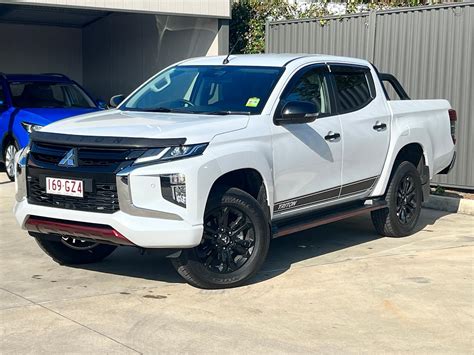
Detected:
[24,216,134,246]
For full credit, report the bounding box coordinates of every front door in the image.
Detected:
[271,64,343,215]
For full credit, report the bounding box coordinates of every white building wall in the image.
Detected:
[0,0,231,18]
[0,23,83,83]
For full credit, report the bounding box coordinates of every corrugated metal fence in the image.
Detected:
[266,3,473,189]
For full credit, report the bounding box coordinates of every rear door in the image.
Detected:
[329,64,391,197]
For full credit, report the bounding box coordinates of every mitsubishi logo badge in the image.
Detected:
[58,148,78,167]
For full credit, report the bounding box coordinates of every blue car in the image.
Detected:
[0,73,104,180]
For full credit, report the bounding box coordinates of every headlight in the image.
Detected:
[21,122,43,133]
[134,143,207,165]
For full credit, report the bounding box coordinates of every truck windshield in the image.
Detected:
[121,65,284,115]
[9,81,96,109]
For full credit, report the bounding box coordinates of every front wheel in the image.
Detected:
[371,161,422,237]
[4,141,18,181]
[172,187,270,289]
[34,234,117,265]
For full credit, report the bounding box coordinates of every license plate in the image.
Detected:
[46,177,83,198]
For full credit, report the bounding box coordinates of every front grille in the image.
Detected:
[28,176,119,213]
[27,141,146,214]
[30,142,144,169]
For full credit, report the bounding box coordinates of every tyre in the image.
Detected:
[34,234,117,265]
[371,161,422,237]
[4,140,19,181]
[172,187,271,289]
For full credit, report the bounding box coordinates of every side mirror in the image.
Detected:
[0,99,7,111]
[274,101,319,125]
[96,99,107,109]
[109,94,126,108]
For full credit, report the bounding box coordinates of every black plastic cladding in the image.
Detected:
[30,131,186,148]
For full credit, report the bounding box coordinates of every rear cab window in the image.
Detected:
[329,64,376,114]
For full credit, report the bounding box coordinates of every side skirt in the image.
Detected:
[272,200,387,238]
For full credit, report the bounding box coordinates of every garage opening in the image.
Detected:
[0,4,223,102]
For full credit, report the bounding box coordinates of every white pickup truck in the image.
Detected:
[14,54,456,288]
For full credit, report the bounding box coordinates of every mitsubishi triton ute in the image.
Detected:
[13,55,457,288]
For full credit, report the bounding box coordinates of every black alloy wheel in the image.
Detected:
[396,174,418,225]
[371,161,422,237]
[171,187,270,289]
[198,206,256,274]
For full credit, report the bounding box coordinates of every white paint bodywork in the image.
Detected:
[14,54,456,248]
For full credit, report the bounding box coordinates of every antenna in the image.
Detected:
[223,37,242,64]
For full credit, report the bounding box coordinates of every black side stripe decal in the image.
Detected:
[274,176,378,212]
[340,177,378,196]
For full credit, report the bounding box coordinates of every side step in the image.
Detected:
[272,200,387,238]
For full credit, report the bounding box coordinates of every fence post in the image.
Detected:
[265,21,270,53]
[366,11,377,62]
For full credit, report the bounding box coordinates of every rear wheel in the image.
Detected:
[4,141,18,181]
[172,187,270,289]
[371,161,422,237]
[34,234,117,265]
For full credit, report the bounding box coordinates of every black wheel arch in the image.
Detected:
[207,168,271,221]
[389,143,430,201]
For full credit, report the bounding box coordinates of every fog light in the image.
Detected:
[161,174,186,207]
[169,173,186,185]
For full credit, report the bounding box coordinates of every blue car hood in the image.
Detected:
[20,108,99,124]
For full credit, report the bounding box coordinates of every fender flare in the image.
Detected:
[371,130,432,197]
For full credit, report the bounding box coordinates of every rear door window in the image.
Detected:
[330,65,375,114]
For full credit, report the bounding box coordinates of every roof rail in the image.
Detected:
[40,73,70,79]
[0,72,7,80]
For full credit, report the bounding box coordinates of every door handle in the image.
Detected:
[324,131,341,141]
[373,121,387,131]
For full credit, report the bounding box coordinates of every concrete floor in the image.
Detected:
[0,175,473,354]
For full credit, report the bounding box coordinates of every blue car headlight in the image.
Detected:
[21,122,43,133]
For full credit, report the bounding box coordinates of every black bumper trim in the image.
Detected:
[438,152,456,175]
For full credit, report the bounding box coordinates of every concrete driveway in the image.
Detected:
[0,176,473,354]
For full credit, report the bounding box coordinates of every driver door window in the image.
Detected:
[282,67,332,117]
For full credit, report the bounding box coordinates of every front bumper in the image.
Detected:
[14,147,204,248]
[14,199,203,248]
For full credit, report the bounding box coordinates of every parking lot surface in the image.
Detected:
[1,176,473,354]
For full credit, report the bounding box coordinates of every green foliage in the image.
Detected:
[230,0,332,54]
[434,185,446,195]
[230,0,448,54]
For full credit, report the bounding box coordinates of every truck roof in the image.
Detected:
[180,54,370,67]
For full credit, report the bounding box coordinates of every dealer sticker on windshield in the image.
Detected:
[245,97,260,107]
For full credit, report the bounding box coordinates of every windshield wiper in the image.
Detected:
[204,110,251,116]
[139,107,195,113]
